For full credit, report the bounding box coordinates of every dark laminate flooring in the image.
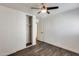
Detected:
[9,40,79,56]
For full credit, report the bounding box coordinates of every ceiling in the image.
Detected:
[0,3,79,19]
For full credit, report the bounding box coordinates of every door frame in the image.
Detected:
[26,14,37,47]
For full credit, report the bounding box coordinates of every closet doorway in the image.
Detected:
[26,15,33,47]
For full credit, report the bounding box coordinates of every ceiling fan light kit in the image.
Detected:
[41,9,47,13]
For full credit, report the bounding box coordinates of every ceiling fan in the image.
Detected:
[31,3,59,14]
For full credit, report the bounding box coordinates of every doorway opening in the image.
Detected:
[26,15,33,47]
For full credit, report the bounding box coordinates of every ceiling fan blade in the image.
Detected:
[47,6,59,10]
[47,11,50,14]
[31,7,40,9]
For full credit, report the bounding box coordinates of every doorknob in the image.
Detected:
[41,32,43,34]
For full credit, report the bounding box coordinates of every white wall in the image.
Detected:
[38,8,79,53]
[0,6,26,55]
[0,6,27,56]
[32,16,37,45]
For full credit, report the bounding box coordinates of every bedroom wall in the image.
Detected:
[0,5,33,55]
[38,8,79,53]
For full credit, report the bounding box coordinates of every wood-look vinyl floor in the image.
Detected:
[9,40,79,56]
